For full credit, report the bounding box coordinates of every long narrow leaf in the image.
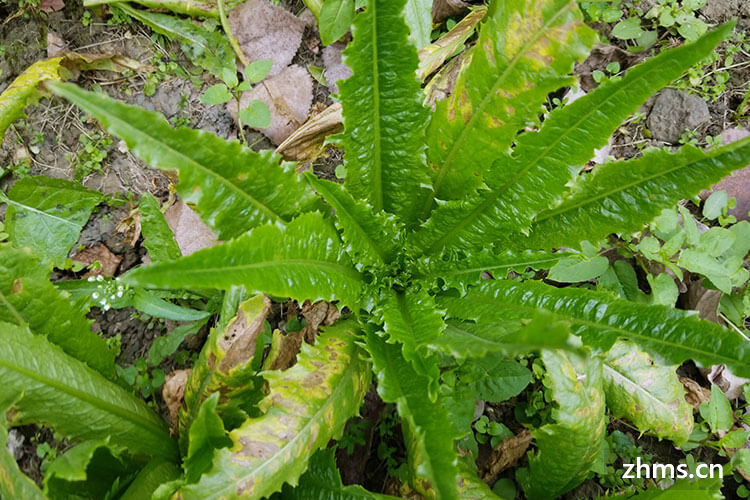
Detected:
[446,280,750,378]
[179,321,371,500]
[122,212,364,309]
[0,246,115,378]
[0,322,176,460]
[337,0,431,225]
[518,138,750,250]
[420,0,595,208]
[50,82,319,240]
[412,23,734,255]
[518,349,606,500]
[366,330,459,500]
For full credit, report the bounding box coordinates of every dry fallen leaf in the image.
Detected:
[163,369,191,430]
[322,42,352,94]
[39,0,64,13]
[707,365,750,400]
[432,0,468,23]
[481,428,533,483]
[707,128,750,221]
[46,31,67,58]
[73,243,122,278]
[679,376,711,411]
[275,102,343,162]
[300,300,340,343]
[576,44,643,92]
[231,64,314,145]
[164,200,218,256]
[229,0,306,77]
[218,295,272,372]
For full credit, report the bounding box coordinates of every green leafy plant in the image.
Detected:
[3,0,750,499]
[200,59,273,132]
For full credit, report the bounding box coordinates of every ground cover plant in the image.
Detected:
[2,0,750,499]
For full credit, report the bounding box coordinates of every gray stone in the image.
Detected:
[647,89,710,144]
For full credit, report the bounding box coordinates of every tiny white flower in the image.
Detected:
[116,291,124,298]
[87,276,95,282]
[96,275,104,282]
[92,292,99,299]
[103,304,111,311]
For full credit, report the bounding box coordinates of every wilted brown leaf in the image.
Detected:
[418,6,485,80]
[481,428,533,483]
[432,0,468,23]
[232,64,314,145]
[679,376,711,411]
[39,0,64,13]
[275,102,343,162]
[73,243,122,278]
[229,0,306,77]
[707,365,750,400]
[300,300,340,343]
[164,200,218,256]
[46,32,67,58]
[163,369,191,430]
[218,295,272,372]
[424,53,467,110]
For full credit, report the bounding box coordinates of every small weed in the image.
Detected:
[67,131,112,181]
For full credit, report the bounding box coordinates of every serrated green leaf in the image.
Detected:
[420,0,595,208]
[244,59,273,83]
[201,84,233,105]
[403,0,432,50]
[118,459,182,500]
[459,358,531,402]
[0,393,47,500]
[1,176,104,267]
[366,330,459,500]
[184,392,232,483]
[374,287,444,386]
[319,0,355,45]
[116,3,235,79]
[448,280,750,378]
[431,312,578,360]
[305,173,401,268]
[0,57,65,143]
[0,245,115,378]
[603,341,693,445]
[414,249,567,293]
[338,0,432,226]
[0,322,176,460]
[43,440,134,500]
[413,23,733,255]
[521,138,750,251]
[699,385,734,433]
[179,321,370,500]
[518,350,606,500]
[276,448,399,499]
[139,193,181,262]
[239,100,272,129]
[123,213,364,308]
[50,82,319,240]
[548,256,609,283]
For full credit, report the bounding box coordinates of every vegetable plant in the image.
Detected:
[3,0,750,499]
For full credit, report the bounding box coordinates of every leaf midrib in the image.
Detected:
[370,1,383,212]
[135,259,363,282]
[0,357,171,449]
[54,84,284,225]
[469,290,746,367]
[533,142,750,223]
